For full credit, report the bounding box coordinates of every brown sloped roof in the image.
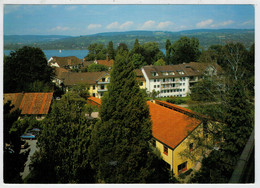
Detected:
[63,71,108,86]
[52,56,83,67]
[54,67,69,80]
[4,92,53,115]
[134,69,146,82]
[142,62,223,79]
[96,59,114,67]
[148,101,201,149]
[4,93,24,112]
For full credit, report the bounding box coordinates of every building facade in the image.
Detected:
[141,62,222,97]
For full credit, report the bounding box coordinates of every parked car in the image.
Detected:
[20,133,36,140]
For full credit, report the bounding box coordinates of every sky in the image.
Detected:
[4,4,255,36]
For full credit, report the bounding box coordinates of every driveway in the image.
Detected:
[20,140,38,179]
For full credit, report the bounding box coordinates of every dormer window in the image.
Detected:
[151,71,158,76]
[177,70,184,75]
[168,71,175,75]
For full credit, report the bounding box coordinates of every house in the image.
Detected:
[61,71,110,98]
[48,56,84,70]
[3,92,53,120]
[141,62,223,97]
[52,67,69,87]
[94,56,114,70]
[134,69,146,90]
[86,96,207,176]
[148,100,205,175]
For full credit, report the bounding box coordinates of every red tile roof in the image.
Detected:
[4,93,53,115]
[85,97,201,149]
[87,96,101,107]
[149,101,201,149]
[52,56,83,67]
[96,59,114,67]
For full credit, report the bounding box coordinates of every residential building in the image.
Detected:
[93,56,114,70]
[3,92,53,120]
[60,71,110,98]
[149,100,205,175]
[48,56,84,70]
[134,69,146,90]
[86,97,207,176]
[141,62,223,97]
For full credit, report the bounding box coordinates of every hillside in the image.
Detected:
[4,29,254,50]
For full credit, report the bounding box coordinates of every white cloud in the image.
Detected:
[211,20,234,28]
[141,20,156,29]
[196,19,213,28]
[106,22,119,29]
[120,21,134,29]
[65,6,77,11]
[4,5,21,14]
[157,21,174,29]
[50,26,70,31]
[88,24,102,29]
[241,20,253,25]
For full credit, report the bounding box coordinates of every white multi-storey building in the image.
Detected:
[141,62,222,97]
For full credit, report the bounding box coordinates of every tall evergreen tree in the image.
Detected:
[27,92,95,183]
[107,41,115,60]
[165,39,171,65]
[89,51,169,183]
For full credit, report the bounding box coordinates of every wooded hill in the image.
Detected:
[4,29,254,50]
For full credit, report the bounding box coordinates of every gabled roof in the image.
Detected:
[85,96,201,150]
[88,96,101,107]
[51,56,83,67]
[134,69,146,82]
[63,71,108,86]
[54,67,69,80]
[96,59,114,67]
[142,62,223,79]
[4,93,53,115]
[148,101,201,149]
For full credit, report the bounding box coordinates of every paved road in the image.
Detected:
[20,140,38,179]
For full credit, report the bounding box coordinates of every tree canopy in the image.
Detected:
[27,92,96,183]
[88,50,170,183]
[85,43,107,61]
[4,46,54,93]
[170,37,201,64]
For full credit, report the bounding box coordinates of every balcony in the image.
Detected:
[97,81,109,84]
[97,88,108,92]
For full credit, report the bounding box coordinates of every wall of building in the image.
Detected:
[172,123,203,175]
[154,139,173,169]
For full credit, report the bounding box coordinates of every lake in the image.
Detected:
[4,49,166,60]
[4,50,89,60]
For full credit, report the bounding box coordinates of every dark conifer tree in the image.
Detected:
[89,50,169,183]
[107,41,115,60]
[165,39,171,65]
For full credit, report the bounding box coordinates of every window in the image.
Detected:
[183,89,185,92]
[101,85,105,90]
[163,79,166,82]
[178,161,187,174]
[154,85,156,88]
[157,79,160,82]
[189,143,194,151]
[102,78,106,82]
[92,93,96,97]
[100,92,103,97]
[93,85,95,90]
[163,145,168,155]
[151,71,158,76]
[157,85,160,88]
[154,79,157,82]
[140,82,143,86]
